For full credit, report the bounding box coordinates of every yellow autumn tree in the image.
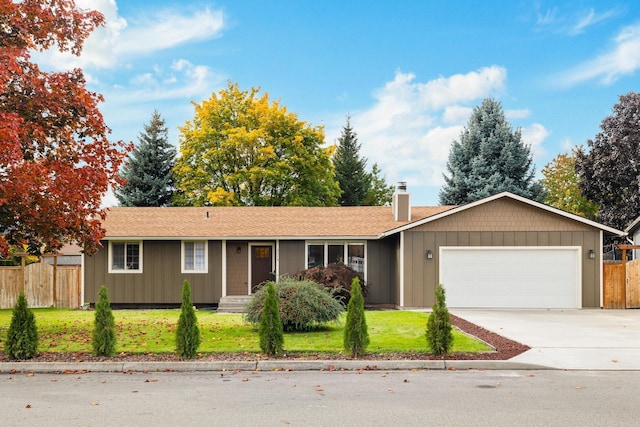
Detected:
[541,148,598,219]
[173,82,340,206]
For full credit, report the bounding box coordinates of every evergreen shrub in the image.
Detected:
[5,293,39,360]
[244,277,344,331]
[343,277,369,357]
[426,284,454,356]
[93,285,116,356]
[258,282,284,356]
[176,280,201,358]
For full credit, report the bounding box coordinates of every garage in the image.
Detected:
[439,247,581,309]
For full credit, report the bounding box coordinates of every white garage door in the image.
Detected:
[440,247,581,309]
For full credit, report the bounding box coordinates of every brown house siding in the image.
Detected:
[402,230,601,308]
[84,240,222,305]
[278,241,305,277]
[364,239,397,305]
[413,198,593,232]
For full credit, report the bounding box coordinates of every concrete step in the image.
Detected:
[217,295,252,313]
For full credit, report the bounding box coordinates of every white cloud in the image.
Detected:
[570,8,618,35]
[334,66,515,198]
[521,123,549,159]
[558,23,640,86]
[534,5,618,35]
[37,1,224,71]
[506,109,531,119]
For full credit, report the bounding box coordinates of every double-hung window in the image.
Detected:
[109,241,142,273]
[182,241,208,273]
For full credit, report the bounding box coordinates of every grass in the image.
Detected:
[0,308,490,355]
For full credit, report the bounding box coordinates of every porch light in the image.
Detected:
[236,246,241,254]
[426,249,433,259]
[589,249,596,259]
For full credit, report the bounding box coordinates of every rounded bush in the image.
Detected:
[244,277,344,331]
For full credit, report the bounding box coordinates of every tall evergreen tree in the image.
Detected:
[333,116,371,206]
[116,110,176,206]
[439,99,540,205]
[363,163,395,206]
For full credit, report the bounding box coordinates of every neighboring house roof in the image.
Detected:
[101,205,455,240]
[382,192,625,237]
[625,216,640,235]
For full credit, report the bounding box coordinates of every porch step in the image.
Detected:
[217,295,252,313]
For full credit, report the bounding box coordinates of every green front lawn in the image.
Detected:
[0,308,490,355]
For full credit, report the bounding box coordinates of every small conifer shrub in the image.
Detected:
[93,285,116,356]
[176,280,200,358]
[343,277,369,357]
[5,293,39,360]
[426,284,454,356]
[258,282,284,356]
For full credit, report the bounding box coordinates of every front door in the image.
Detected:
[251,245,273,293]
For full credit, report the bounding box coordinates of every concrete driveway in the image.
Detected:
[452,309,640,370]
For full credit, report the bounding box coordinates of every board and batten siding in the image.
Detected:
[84,240,222,305]
[399,198,602,308]
[365,238,398,305]
[402,230,601,308]
[277,241,305,277]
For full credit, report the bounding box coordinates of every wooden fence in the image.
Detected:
[0,262,81,309]
[603,258,640,309]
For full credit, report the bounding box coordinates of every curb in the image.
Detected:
[0,359,554,373]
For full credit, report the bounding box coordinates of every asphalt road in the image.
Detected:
[2,369,638,426]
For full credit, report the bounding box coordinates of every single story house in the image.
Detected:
[83,189,624,309]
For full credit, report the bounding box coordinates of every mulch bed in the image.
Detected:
[0,314,529,363]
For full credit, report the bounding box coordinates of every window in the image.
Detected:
[109,241,142,273]
[182,241,208,273]
[348,243,365,273]
[307,244,324,268]
[306,242,366,274]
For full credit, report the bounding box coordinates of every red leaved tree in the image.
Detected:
[0,0,131,256]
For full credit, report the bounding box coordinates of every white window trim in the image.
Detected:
[108,241,143,274]
[181,240,209,274]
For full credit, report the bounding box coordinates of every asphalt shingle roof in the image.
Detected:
[102,206,454,240]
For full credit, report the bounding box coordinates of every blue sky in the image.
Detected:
[38,1,640,206]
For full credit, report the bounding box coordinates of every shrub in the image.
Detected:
[295,262,367,304]
[5,293,39,360]
[176,280,200,358]
[92,285,116,356]
[343,277,369,357]
[426,284,453,356]
[258,282,284,356]
[245,277,345,331]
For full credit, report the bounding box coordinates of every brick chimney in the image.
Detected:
[392,182,411,221]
